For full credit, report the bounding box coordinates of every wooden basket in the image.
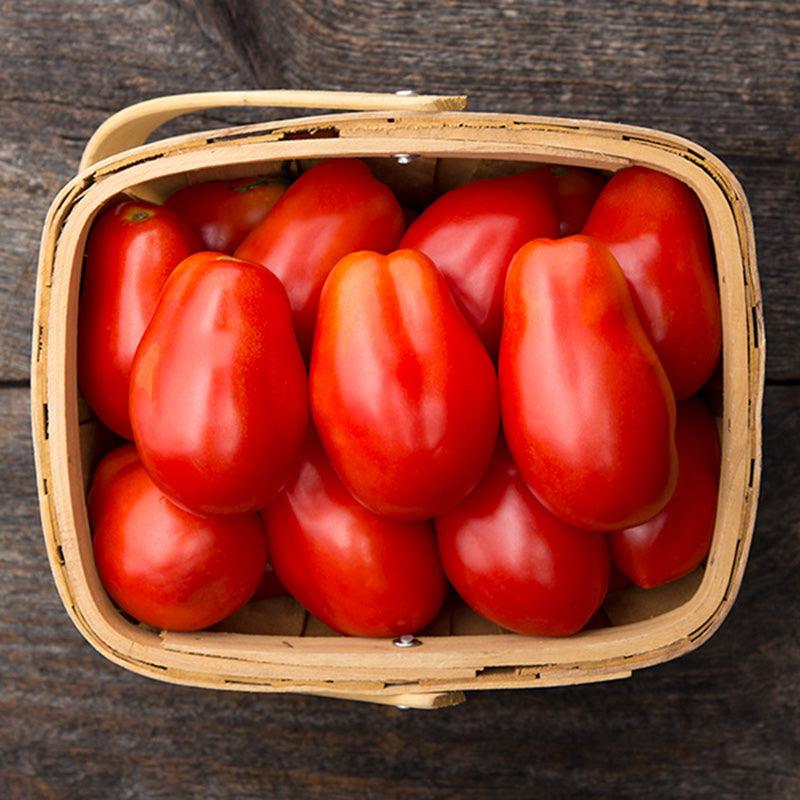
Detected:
[31,90,764,709]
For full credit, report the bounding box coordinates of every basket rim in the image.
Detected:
[30,109,764,698]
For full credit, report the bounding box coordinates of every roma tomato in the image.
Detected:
[549,165,606,236]
[582,166,721,399]
[86,443,139,520]
[610,398,720,588]
[90,445,267,631]
[436,444,609,637]
[262,434,447,637]
[78,201,201,438]
[399,169,559,354]
[165,175,286,253]
[608,562,632,592]
[310,249,499,520]
[250,560,289,601]
[235,159,404,355]
[500,236,678,531]
[129,252,308,515]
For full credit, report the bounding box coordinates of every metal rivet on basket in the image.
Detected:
[395,89,418,96]
[393,634,422,648]
[393,153,416,165]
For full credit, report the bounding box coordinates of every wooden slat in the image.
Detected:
[604,569,705,627]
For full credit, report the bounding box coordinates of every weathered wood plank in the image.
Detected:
[0,0,798,380]
[2,382,798,797]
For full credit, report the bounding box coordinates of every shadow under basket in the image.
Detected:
[31,91,764,709]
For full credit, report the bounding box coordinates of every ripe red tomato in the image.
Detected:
[436,444,609,636]
[610,398,720,588]
[90,445,267,631]
[310,249,499,520]
[86,443,140,520]
[608,561,632,592]
[399,169,559,354]
[78,201,201,438]
[235,159,404,355]
[582,166,721,399]
[250,560,289,601]
[165,175,286,254]
[500,235,678,531]
[549,165,607,236]
[129,252,308,515]
[262,434,447,637]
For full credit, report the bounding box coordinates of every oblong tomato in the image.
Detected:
[250,559,289,601]
[129,252,308,515]
[78,201,201,438]
[500,236,678,531]
[549,165,607,236]
[399,170,559,354]
[608,562,632,592]
[86,443,140,521]
[582,166,721,399]
[610,398,721,588]
[90,445,267,631]
[262,434,447,637]
[310,249,500,520]
[436,444,609,637]
[165,175,286,253]
[235,158,404,355]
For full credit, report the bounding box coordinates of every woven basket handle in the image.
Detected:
[80,89,468,171]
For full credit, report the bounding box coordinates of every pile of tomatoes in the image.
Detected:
[81,156,721,638]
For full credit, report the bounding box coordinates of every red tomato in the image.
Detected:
[86,443,139,520]
[399,169,559,354]
[90,445,267,631]
[500,236,678,531]
[310,249,499,520]
[165,175,286,254]
[235,159,404,355]
[78,201,201,438]
[608,562,632,592]
[401,206,419,228]
[262,434,447,637]
[582,166,721,399]
[549,165,607,236]
[129,252,308,515]
[250,560,289,601]
[610,398,720,588]
[436,444,609,636]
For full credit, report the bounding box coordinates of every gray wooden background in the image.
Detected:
[1,1,798,797]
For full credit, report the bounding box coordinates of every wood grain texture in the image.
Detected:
[2,384,798,798]
[1,1,797,797]
[0,0,797,380]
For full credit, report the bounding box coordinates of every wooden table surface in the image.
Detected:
[2,2,798,797]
